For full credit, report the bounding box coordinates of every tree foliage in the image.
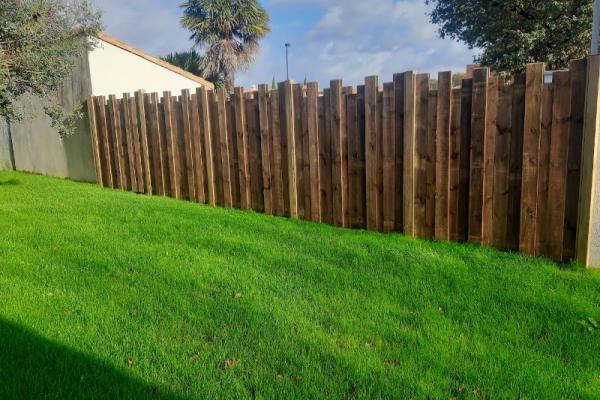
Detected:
[161,50,226,88]
[0,0,102,136]
[181,0,270,91]
[426,0,593,72]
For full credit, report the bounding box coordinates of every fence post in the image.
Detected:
[577,54,600,268]
[283,80,298,218]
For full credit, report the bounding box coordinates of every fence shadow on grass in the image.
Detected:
[0,317,187,400]
[0,178,20,186]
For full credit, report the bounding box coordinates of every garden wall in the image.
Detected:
[87,57,600,264]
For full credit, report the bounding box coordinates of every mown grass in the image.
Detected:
[0,170,599,399]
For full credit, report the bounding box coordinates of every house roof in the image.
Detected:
[96,32,215,90]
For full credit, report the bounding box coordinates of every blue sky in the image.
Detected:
[94,0,477,88]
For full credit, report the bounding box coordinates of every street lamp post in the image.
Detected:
[285,43,291,81]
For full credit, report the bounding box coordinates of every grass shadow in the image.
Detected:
[0,318,187,400]
[0,178,19,186]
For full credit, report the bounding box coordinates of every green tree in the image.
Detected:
[426,0,593,72]
[0,0,102,136]
[181,0,270,91]
[161,50,226,88]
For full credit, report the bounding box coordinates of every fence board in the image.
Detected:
[564,59,587,259]
[382,82,396,232]
[448,87,462,241]
[414,74,430,238]
[491,79,513,249]
[365,76,379,231]
[457,79,472,242]
[306,83,320,222]
[546,71,572,260]
[122,94,138,192]
[158,97,171,196]
[87,96,105,187]
[393,74,405,231]
[107,95,125,190]
[173,96,189,199]
[95,96,115,188]
[227,97,240,208]
[233,88,251,209]
[507,74,526,251]
[189,93,205,203]
[129,95,145,193]
[403,72,416,235]
[216,89,232,207]
[180,90,195,200]
[536,83,554,256]
[468,68,489,243]
[258,85,273,214]
[520,63,545,255]
[293,85,306,219]
[482,76,498,245]
[436,71,452,240]
[330,80,344,226]
[269,89,285,216]
[145,93,163,195]
[247,94,264,211]
[320,89,333,223]
[136,91,152,194]
[425,89,437,238]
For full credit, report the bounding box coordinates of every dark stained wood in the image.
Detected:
[227,97,240,208]
[307,82,321,222]
[330,80,345,227]
[180,90,196,200]
[393,73,405,231]
[135,90,153,194]
[129,95,145,193]
[122,94,138,192]
[258,85,273,214]
[491,78,513,249]
[365,76,379,231]
[158,96,171,196]
[269,88,285,216]
[457,79,472,242]
[233,87,251,209]
[535,83,553,256]
[403,72,416,235]
[189,93,205,203]
[448,87,462,241]
[547,71,572,260]
[563,59,587,259]
[382,82,396,232]
[293,84,305,219]
[279,82,293,217]
[414,74,430,238]
[435,71,452,240]
[172,96,189,199]
[145,93,163,195]
[519,63,545,255]
[482,75,498,245]
[320,89,333,223]
[468,68,489,243]
[425,89,437,239]
[216,88,233,207]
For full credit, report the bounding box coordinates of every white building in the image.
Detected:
[0,33,212,181]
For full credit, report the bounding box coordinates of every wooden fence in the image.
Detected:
[87,60,592,262]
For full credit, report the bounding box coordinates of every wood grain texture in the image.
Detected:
[87,96,104,186]
[307,82,321,222]
[382,82,396,232]
[269,88,285,216]
[403,72,416,235]
[365,76,379,231]
[482,75,498,245]
[435,71,452,240]
[457,79,472,242]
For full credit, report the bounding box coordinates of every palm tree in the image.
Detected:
[161,50,226,87]
[181,0,270,92]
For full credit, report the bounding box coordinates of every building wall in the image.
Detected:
[88,38,203,96]
[0,44,97,182]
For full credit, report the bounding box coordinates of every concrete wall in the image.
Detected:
[0,45,97,182]
[88,38,203,96]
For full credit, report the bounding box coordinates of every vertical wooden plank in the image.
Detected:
[320,89,333,223]
[436,71,452,240]
[393,74,405,231]
[425,89,437,239]
[330,80,345,226]
[506,74,526,251]
[403,72,416,235]
[377,90,384,232]
[162,91,179,198]
[246,94,264,211]
[233,88,251,209]
[216,88,232,207]
[536,83,554,256]
[283,81,298,218]
[564,59,587,259]
[482,75,498,245]
[129,95,145,193]
[135,90,152,194]
[189,93,205,203]
[147,93,164,195]
[365,76,379,231]
[228,97,240,208]
[347,88,363,228]
[158,96,171,197]
[341,87,351,226]
[519,63,545,255]
[469,68,489,243]
[173,95,189,199]
[293,84,306,219]
[545,71,572,260]
[107,95,125,190]
[180,90,196,200]
[269,89,285,216]
[302,90,313,221]
[87,96,104,186]
[382,82,396,232]
[208,91,223,205]
[278,82,291,216]
[198,88,216,205]
[491,79,513,249]
[448,87,462,241]
[457,79,473,242]
[257,84,273,214]
[414,74,430,238]
[306,82,320,222]
[95,96,114,188]
[122,94,138,192]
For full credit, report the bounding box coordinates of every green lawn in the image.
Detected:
[1,170,599,399]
